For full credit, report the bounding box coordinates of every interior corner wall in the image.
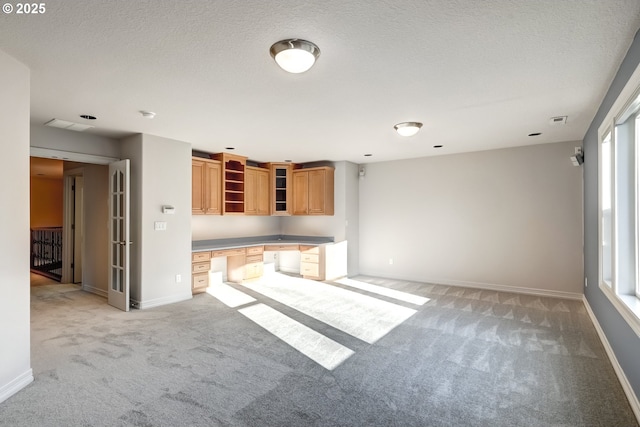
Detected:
[0,50,33,403]
[122,134,192,308]
[584,29,640,398]
[359,142,583,297]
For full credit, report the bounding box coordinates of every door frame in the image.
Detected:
[61,167,84,285]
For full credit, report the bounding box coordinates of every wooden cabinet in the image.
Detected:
[299,245,324,280]
[212,153,247,215]
[191,251,211,294]
[245,166,270,216]
[224,246,264,283]
[192,158,221,215]
[292,167,334,215]
[261,163,293,215]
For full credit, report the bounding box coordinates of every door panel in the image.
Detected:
[108,160,130,311]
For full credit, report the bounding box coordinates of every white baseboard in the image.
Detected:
[132,292,192,310]
[412,276,583,300]
[0,369,33,404]
[82,284,107,298]
[583,296,640,423]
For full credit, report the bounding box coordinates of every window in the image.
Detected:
[598,67,640,336]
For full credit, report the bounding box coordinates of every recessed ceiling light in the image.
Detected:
[528,132,542,137]
[433,145,443,148]
[140,110,156,119]
[270,39,320,74]
[225,147,235,150]
[79,114,96,120]
[284,159,292,162]
[394,122,423,137]
[364,154,373,157]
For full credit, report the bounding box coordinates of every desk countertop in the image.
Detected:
[192,235,334,252]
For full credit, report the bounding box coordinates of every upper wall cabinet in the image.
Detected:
[212,153,247,215]
[192,157,221,215]
[261,162,293,216]
[245,166,270,216]
[292,166,334,215]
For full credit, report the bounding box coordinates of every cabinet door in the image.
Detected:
[308,169,326,214]
[192,160,205,214]
[204,161,221,215]
[257,169,270,215]
[245,167,257,215]
[292,171,309,215]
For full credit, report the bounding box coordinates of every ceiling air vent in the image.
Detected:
[44,118,94,132]
[549,116,568,125]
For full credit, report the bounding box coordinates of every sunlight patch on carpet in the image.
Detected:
[206,283,256,308]
[243,274,417,344]
[335,278,430,306]
[238,303,355,370]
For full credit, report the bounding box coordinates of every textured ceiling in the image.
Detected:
[2,1,640,163]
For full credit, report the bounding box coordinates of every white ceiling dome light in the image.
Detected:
[394,122,423,137]
[270,39,321,74]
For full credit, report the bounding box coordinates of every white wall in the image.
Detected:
[0,50,33,403]
[192,215,280,240]
[31,124,120,158]
[359,141,583,297]
[122,134,192,308]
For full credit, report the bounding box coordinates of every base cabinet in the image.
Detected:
[191,251,211,294]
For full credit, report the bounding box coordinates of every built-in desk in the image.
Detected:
[191,235,346,294]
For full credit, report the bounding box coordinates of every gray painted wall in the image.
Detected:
[0,50,32,402]
[192,215,280,240]
[123,134,193,308]
[359,142,583,297]
[584,30,640,398]
[31,124,120,158]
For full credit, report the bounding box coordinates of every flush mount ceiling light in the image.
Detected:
[270,39,320,73]
[140,110,156,119]
[394,122,423,137]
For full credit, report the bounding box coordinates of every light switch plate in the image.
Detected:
[154,221,167,231]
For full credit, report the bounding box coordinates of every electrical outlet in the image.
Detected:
[176,274,182,283]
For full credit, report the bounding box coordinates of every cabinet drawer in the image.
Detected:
[301,262,320,277]
[245,262,263,279]
[192,251,211,262]
[212,248,246,258]
[246,254,263,264]
[246,245,264,255]
[192,272,209,289]
[299,245,319,254]
[264,244,299,251]
[300,253,319,263]
[192,261,210,273]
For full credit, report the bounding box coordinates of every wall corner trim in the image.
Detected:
[583,296,640,423]
[0,369,34,404]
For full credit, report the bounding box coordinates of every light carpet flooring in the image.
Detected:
[0,273,637,426]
